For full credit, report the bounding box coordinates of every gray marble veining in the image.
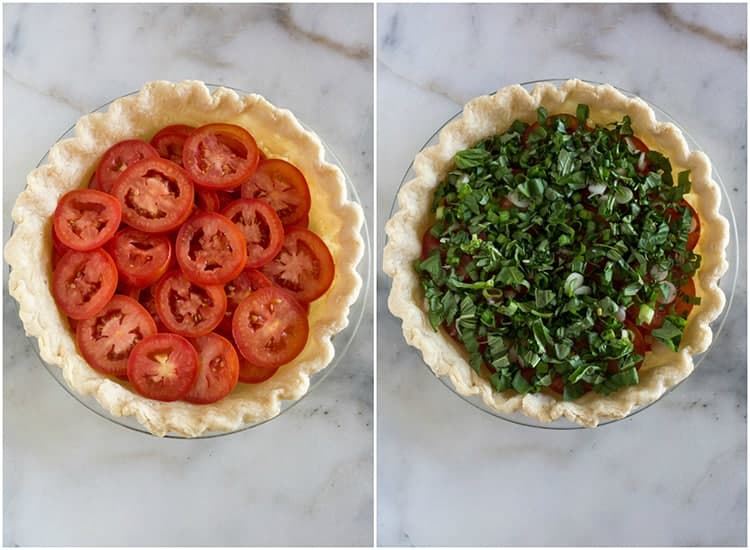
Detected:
[377,3,746,546]
[3,4,373,546]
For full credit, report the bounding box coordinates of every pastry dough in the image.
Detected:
[6,80,365,437]
[383,80,728,427]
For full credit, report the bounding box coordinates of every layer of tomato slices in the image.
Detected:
[48,122,335,405]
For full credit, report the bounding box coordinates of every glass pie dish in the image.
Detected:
[386,79,737,429]
[7,83,371,438]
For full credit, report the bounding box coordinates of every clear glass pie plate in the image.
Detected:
[389,78,738,429]
[9,84,372,438]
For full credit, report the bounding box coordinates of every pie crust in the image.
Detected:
[6,80,364,437]
[383,80,728,427]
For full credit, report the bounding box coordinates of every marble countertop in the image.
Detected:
[3,4,372,546]
[377,4,746,546]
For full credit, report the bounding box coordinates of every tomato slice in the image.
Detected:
[175,211,247,285]
[112,157,195,233]
[218,268,273,335]
[137,284,168,332]
[261,227,335,303]
[623,135,650,174]
[51,224,73,270]
[108,228,172,288]
[76,295,157,376]
[238,358,278,384]
[232,286,309,369]
[53,248,118,320]
[182,123,260,190]
[150,124,195,167]
[421,227,441,260]
[195,189,220,212]
[183,333,240,404]
[623,319,646,370]
[53,189,122,251]
[221,198,285,269]
[666,201,700,251]
[94,140,159,194]
[154,270,227,337]
[127,333,199,401]
[241,159,311,226]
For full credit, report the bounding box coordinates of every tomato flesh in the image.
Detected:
[238,359,278,384]
[154,271,227,337]
[175,211,248,285]
[94,139,159,194]
[232,286,309,369]
[76,295,157,376]
[108,228,172,288]
[221,198,285,269]
[183,123,260,189]
[112,157,195,233]
[53,248,118,320]
[53,189,122,251]
[127,333,199,401]
[241,159,311,226]
[184,333,240,404]
[150,124,195,167]
[262,227,335,303]
[219,268,272,335]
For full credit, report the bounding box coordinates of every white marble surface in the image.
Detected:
[3,4,373,546]
[378,4,746,546]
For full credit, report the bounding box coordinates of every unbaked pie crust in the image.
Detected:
[6,80,364,437]
[383,80,728,427]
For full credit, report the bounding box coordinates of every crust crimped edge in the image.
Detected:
[6,80,364,437]
[383,80,728,427]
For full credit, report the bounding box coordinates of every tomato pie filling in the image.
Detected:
[49,122,335,404]
[416,105,702,400]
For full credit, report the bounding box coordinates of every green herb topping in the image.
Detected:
[416,106,702,399]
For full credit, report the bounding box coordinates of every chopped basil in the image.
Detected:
[416,105,701,400]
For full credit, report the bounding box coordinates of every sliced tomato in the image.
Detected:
[261,227,334,303]
[521,122,540,146]
[195,189,220,212]
[183,333,240,404]
[238,359,278,384]
[76,295,157,376]
[52,248,118,320]
[421,227,441,260]
[221,198,285,269]
[94,139,159,194]
[51,224,73,270]
[182,123,260,189]
[623,135,650,174]
[175,211,247,285]
[154,270,227,337]
[241,159,311,226]
[138,284,168,332]
[546,113,579,133]
[666,201,700,251]
[108,228,172,288]
[112,157,195,233]
[53,189,122,251]
[232,286,309,369]
[127,333,199,401]
[150,124,195,167]
[286,212,310,229]
[218,268,273,335]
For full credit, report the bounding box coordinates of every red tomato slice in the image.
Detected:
[53,189,122,251]
[218,268,273,335]
[221,198,285,269]
[183,333,240,404]
[182,123,260,189]
[94,139,159,194]
[623,319,646,370]
[108,228,172,288]
[195,189,220,212]
[137,284,168,332]
[421,228,441,260]
[261,227,335,303]
[154,270,227,337]
[286,212,310,229]
[241,159,311,226]
[76,295,157,376]
[623,135,650,174]
[150,124,195,167]
[666,201,700,251]
[238,358,278,384]
[127,333,199,402]
[112,157,195,233]
[53,248,118,320]
[175,211,247,285]
[51,224,73,270]
[232,286,309,369]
